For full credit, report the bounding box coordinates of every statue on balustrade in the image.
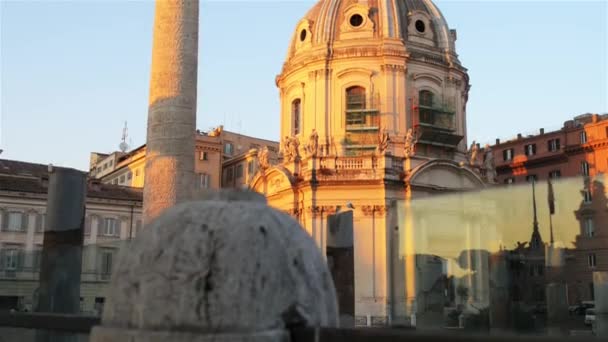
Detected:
[483,144,497,183]
[283,135,301,163]
[467,140,480,167]
[403,128,419,159]
[377,129,390,155]
[307,129,319,158]
[258,146,270,171]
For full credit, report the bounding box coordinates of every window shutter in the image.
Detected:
[1,210,7,232]
[84,216,91,235]
[0,250,5,269]
[22,213,29,232]
[556,139,560,150]
[98,218,105,237]
[115,219,121,237]
[17,249,25,270]
[35,214,42,233]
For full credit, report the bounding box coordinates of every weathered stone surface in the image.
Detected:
[143,0,198,223]
[90,190,338,341]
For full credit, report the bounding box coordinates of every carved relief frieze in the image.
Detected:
[381,64,406,72]
[361,205,388,216]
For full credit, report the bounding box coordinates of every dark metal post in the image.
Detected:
[36,166,87,341]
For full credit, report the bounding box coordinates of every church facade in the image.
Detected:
[251,0,494,326]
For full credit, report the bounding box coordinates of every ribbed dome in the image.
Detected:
[283,0,458,71]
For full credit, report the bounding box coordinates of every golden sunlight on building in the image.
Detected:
[249,0,494,327]
[89,126,278,191]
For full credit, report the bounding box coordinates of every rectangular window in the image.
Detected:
[199,151,208,161]
[549,170,561,179]
[224,143,234,156]
[3,248,20,270]
[536,264,544,276]
[502,148,514,161]
[112,179,118,185]
[584,218,594,237]
[101,250,113,276]
[199,173,210,189]
[583,189,593,203]
[588,253,597,268]
[547,139,561,152]
[581,161,590,176]
[526,175,538,183]
[580,131,588,144]
[102,218,119,237]
[103,164,107,170]
[109,160,113,167]
[97,167,102,173]
[127,172,132,180]
[248,161,254,175]
[504,177,515,184]
[7,212,25,232]
[119,175,125,183]
[236,164,243,178]
[524,144,536,156]
[226,168,234,182]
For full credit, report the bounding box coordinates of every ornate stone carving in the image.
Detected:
[377,129,390,155]
[403,128,420,159]
[467,140,480,168]
[483,144,497,183]
[282,135,301,163]
[257,146,270,171]
[306,129,319,158]
[361,205,388,216]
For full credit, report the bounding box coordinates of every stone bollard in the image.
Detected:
[90,190,339,342]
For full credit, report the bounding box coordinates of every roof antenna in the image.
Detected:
[119,121,130,152]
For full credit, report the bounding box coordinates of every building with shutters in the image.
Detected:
[0,159,142,314]
[492,113,608,185]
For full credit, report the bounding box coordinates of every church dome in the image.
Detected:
[282,0,460,75]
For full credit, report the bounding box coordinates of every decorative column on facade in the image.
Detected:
[143,0,199,224]
[359,204,390,326]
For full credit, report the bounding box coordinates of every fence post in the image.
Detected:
[36,166,87,341]
[90,190,338,342]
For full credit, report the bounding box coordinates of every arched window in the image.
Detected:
[292,99,301,135]
[346,86,366,110]
[419,90,435,107]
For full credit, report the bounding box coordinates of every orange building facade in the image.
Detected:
[492,113,608,184]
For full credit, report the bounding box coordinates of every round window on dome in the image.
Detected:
[300,29,307,42]
[415,20,426,33]
[349,14,364,27]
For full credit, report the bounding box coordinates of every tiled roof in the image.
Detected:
[0,159,142,202]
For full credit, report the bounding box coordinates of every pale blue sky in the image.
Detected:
[1,0,606,171]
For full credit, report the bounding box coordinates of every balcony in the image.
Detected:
[417,106,463,147]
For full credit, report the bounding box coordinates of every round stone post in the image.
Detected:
[90,191,339,342]
[143,0,198,223]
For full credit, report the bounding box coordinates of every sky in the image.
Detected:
[1,0,606,171]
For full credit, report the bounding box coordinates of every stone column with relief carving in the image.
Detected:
[143,0,199,224]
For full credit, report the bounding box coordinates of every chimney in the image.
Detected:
[517,133,522,139]
[592,114,599,123]
[495,138,500,145]
[540,128,545,135]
